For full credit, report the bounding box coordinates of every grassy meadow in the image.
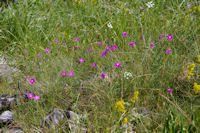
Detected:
[0,0,200,132]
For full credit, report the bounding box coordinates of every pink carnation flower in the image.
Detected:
[62,72,67,76]
[29,78,35,85]
[34,96,40,101]
[27,93,34,99]
[44,48,50,53]
[114,62,121,68]
[122,32,128,37]
[68,72,74,76]
[79,58,84,63]
[129,42,135,46]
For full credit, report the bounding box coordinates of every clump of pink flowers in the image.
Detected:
[27,93,40,101]
[166,49,172,53]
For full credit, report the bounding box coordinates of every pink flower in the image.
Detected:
[168,88,173,93]
[122,32,128,37]
[114,62,121,68]
[140,36,144,40]
[129,42,135,46]
[106,46,112,52]
[167,34,173,40]
[98,42,102,45]
[75,46,79,49]
[91,63,97,68]
[55,39,59,43]
[29,78,35,85]
[111,45,118,50]
[64,42,66,46]
[27,93,34,99]
[79,58,84,63]
[44,48,50,53]
[24,49,27,54]
[48,41,52,44]
[166,49,172,53]
[101,51,107,57]
[37,53,42,57]
[34,96,40,101]
[139,6,144,10]
[88,47,92,53]
[150,43,155,48]
[62,72,67,76]
[159,35,163,39]
[73,37,80,42]
[101,73,105,79]
[68,72,74,76]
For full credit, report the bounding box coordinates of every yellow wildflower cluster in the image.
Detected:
[193,82,200,94]
[122,117,128,125]
[115,100,125,113]
[130,91,139,103]
[196,55,200,63]
[187,63,195,80]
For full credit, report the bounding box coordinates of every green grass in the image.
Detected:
[0,0,200,132]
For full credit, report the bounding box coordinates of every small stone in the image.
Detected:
[4,127,24,133]
[40,108,64,128]
[0,110,14,124]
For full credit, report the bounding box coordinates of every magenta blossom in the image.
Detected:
[44,48,50,53]
[106,46,112,52]
[140,36,144,40]
[150,43,155,48]
[114,62,121,68]
[129,42,135,46]
[88,47,92,53]
[79,58,84,63]
[73,37,80,42]
[27,93,34,99]
[167,34,173,40]
[98,42,103,45]
[34,96,40,101]
[168,88,173,93]
[101,51,107,57]
[48,41,52,44]
[111,45,118,50]
[64,42,66,46]
[55,39,59,43]
[159,35,163,39]
[62,72,67,76]
[75,46,79,49]
[122,32,128,37]
[29,78,35,85]
[91,63,97,68]
[24,49,27,54]
[38,53,42,57]
[68,72,74,76]
[166,49,172,53]
[101,73,105,79]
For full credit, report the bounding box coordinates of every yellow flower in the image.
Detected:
[193,6,197,11]
[196,55,200,63]
[122,117,128,125]
[106,128,110,132]
[115,100,125,113]
[131,91,139,103]
[198,5,200,12]
[187,76,191,80]
[193,82,200,94]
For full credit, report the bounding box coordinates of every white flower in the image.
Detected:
[124,72,132,79]
[107,22,113,29]
[146,1,154,8]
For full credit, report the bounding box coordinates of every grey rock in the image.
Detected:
[0,94,19,110]
[4,127,24,133]
[40,108,64,128]
[0,110,14,124]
